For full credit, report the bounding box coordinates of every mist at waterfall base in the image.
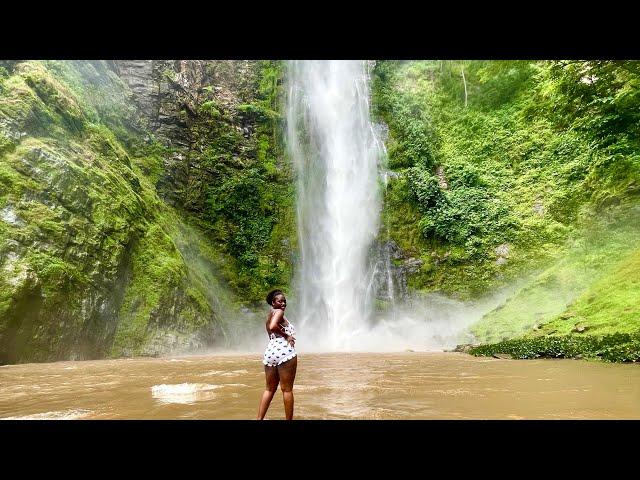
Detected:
[222,287,522,354]
[291,287,524,353]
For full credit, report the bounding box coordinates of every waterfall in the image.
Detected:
[286,60,383,350]
[285,60,497,352]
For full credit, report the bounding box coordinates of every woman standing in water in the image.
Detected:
[257,289,297,420]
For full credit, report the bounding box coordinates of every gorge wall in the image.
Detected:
[0,60,294,364]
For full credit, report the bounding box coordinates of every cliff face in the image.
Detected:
[113,60,258,142]
[0,60,293,364]
[113,60,295,300]
[113,60,264,204]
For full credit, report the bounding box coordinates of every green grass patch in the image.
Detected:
[534,247,640,336]
[469,205,640,342]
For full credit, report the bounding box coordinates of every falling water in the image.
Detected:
[286,60,508,352]
[286,60,383,350]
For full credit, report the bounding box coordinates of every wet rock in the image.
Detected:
[435,165,448,190]
[492,353,512,359]
[453,344,478,354]
[382,170,399,180]
[1,205,23,226]
[371,240,410,302]
[403,258,424,274]
[111,60,157,119]
[373,121,389,143]
[495,243,510,256]
[0,60,244,364]
[495,243,510,265]
[381,240,403,260]
[600,196,621,208]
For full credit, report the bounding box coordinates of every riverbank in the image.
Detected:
[454,331,640,362]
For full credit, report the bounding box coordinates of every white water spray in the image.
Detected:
[287,60,383,350]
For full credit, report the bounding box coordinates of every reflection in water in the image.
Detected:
[1,353,639,419]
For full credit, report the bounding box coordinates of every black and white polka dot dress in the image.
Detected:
[263,322,297,367]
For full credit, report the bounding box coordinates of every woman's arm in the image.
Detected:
[268,309,285,335]
[268,310,295,346]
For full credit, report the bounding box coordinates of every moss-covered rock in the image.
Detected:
[0,61,240,364]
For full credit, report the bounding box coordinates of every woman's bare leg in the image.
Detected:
[277,356,297,420]
[257,366,279,420]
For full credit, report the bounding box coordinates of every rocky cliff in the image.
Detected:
[0,60,293,364]
[113,60,295,299]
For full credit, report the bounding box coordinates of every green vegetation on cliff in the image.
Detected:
[174,61,295,304]
[372,60,640,359]
[3,58,638,363]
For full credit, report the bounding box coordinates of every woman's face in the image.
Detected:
[272,294,286,311]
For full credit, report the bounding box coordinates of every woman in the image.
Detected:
[257,289,297,420]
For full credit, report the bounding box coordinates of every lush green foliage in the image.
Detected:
[469,332,640,362]
[373,60,640,300]
[373,60,640,360]
[532,245,640,337]
[470,207,640,342]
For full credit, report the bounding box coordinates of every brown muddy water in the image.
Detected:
[1,352,638,419]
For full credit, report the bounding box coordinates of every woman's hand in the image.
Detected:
[286,335,296,348]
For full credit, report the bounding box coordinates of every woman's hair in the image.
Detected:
[266,289,284,306]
